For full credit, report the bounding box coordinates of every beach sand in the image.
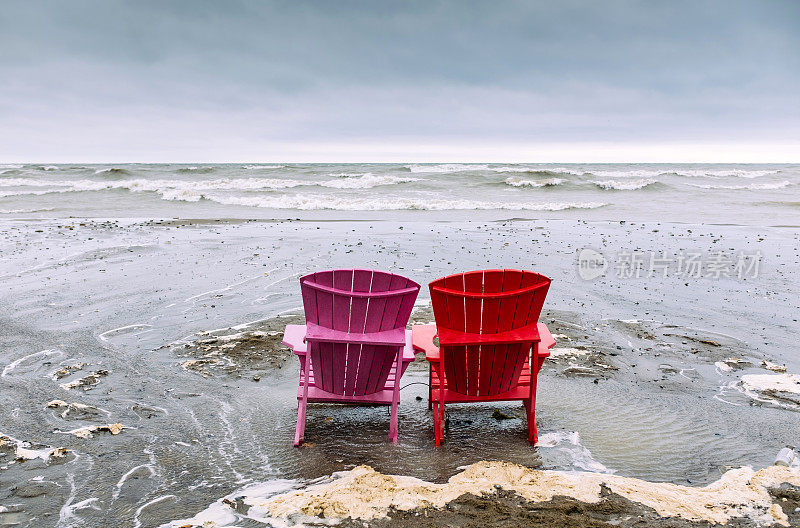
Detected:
[1,215,799,527]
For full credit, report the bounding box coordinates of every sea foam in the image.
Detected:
[592,179,658,190]
[504,177,565,188]
[196,193,608,211]
[686,181,791,190]
[407,164,490,173]
[0,174,419,195]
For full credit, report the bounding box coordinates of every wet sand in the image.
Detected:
[1,216,799,527]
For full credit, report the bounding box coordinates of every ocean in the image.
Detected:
[1,163,798,223]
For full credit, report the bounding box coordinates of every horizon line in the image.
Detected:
[4,160,799,165]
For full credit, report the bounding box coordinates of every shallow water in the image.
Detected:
[1,197,799,526]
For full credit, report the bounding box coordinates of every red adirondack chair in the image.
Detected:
[282,269,420,445]
[412,269,555,445]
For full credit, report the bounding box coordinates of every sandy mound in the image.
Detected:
[261,461,799,526]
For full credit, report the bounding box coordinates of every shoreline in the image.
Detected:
[1,215,799,526]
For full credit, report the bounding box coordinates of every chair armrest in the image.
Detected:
[412,324,440,361]
[282,324,308,355]
[402,330,416,362]
[305,322,406,346]
[535,323,556,358]
[438,324,542,346]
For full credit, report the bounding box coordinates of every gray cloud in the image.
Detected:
[1,0,798,161]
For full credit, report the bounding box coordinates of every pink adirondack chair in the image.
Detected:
[282,269,420,445]
[412,269,555,446]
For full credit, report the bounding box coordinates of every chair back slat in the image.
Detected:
[498,270,523,332]
[331,342,347,393]
[481,269,504,334]
[313,271,335,328]
[463,271,483,333]
[343,344,361,395]
[301,272,318,325]
[332,269,353,332]
[389,275,416,331]
[463,271,483,395]
[350,270,373,334]
[430,269,551,397]
[380,275,407,330]
[368,345,395,394]
[364,271,391,333]
[300,269,420,397]
[443,274,466,332]
[312,341,334,392]
[354,344,376,396]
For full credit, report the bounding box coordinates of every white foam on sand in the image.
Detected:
[0,432,68,462]
[535,431,611,473]
[548,347,589,358]
[741,373,800,395]
[715,361,734,373]
[721,373,800,410]
[165,462,799,526]
[55,423,124,439]
[162,479,299,527]
[1,349,63,377]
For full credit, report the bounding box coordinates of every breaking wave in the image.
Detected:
[191,194,608,211]
[670,169,781,179]
[0,189,74,198]
[407,164,490,173]
[319,174,419,188]
[242,164,283,170]
[0,207,55,214]
[491,166,582,175]
[592,179,658,190]
[94,168,130,175]
[176,166,215,173]
[504,177,565,188]
[686,181,792,190]
[0,174,419,194]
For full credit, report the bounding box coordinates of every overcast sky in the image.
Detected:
[1,1,798,162]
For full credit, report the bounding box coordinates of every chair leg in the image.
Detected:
[527,356,540,444]
[432,400,441,446]
[428,367,433,410]
[526,398,538,444]
[295,397,307,446]
[295,358,310,446]
[436,401,446,446]
[389,399,399,443]
[388,350,401,443]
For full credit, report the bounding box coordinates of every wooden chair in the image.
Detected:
[282,269,420,445]
[412,269,555,445]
